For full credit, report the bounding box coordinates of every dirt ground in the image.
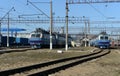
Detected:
[0,48,119,76]
[50,49,120,76]
[0,47,93,71]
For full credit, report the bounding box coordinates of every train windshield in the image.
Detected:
[31,33,42,38]
[100,36,104,40]
[100,36,108,40]
[31,34,36,37]
[105,36,108,40]
[36,34,40,37]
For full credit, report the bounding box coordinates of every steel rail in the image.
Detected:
[0,49,108,76]
[29,49,110,76]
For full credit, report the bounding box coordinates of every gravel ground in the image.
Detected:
[1,47,119,76]
[0,47,94,71]
[50,49,120,76]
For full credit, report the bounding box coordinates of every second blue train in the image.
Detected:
[90,34,111,49]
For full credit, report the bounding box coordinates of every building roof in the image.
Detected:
[1,28,26,32]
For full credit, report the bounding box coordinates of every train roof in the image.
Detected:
[32,28,72,38]
[32,28,49,34]
[99,34,109,36]
[99,31,108,35]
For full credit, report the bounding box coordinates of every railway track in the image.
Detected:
[0,47,33,54]
[0,49,110,76]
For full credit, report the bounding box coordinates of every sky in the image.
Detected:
[0,0,120,34]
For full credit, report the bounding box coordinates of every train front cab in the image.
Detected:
[98,35,110,49]
[29,33,43,48]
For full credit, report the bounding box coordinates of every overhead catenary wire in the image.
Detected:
[27,0,50,18]
[7,0,43,18]
[88,3,107,19]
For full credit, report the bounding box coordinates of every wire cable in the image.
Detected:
[88,3,107,19]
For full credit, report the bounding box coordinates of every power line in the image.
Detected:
[27,0,50,18]
[88,3,107,18]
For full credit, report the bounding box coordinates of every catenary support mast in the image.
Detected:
[50,0,53,50]
[66,0,69,51]
[65,0,120,50]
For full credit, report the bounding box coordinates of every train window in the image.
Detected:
[36,34,40,37]
[31,33,42,38]
[31,34,36,37]
[105,36,108,40]
[100,36,104,40]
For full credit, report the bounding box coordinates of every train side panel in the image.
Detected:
[1,36,15,47]
[16,37,29,46]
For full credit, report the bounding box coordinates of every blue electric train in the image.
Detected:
[29,28,72,48]
[90,34,111,49]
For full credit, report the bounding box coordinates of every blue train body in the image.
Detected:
[1,36,15,46]
[15,37,29,46]
[90,34,111,48]
[29,28,72,48]
[0,35,29,47]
